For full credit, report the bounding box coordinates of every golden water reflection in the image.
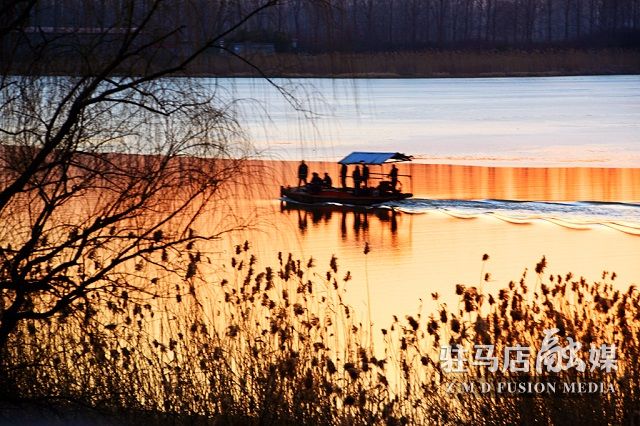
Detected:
[263,160,640,201]
[201,162,640,334]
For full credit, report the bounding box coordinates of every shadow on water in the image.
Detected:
[279,200,399,239]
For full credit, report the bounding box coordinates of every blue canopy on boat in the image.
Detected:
[338,152,412,165]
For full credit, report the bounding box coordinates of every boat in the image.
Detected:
[280,151,413,206]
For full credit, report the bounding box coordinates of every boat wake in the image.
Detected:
[280,197,640,235]
[381,199,640,235]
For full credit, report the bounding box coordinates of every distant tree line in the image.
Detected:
[283,0,639,50]
[13,0,640,56]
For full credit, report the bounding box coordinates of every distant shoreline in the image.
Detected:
[189,71,640,79]
[11,48,640,79]
[183,48,640,78]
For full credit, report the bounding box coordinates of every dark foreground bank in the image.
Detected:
[1,247,639,425]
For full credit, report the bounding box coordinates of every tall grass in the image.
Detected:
[1,244,639,424]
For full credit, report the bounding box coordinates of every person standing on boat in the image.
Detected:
[297,160,309,187]
[322,172,333,188]
[362,163,370,187]
[340,163,348,188]
[353,165,362,193]
[389,164,398,191]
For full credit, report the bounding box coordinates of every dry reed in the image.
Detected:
[1,245,638,424]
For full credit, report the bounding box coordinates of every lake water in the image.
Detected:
[220,75,640,167]
[8,74,637,357]
[25,75,635,342]
[199,160,640,335]
[193,75,640,331]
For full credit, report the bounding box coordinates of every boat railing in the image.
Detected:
[365,171,412,192]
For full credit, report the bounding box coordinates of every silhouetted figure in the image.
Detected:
[309,172,323,193]
[391,210,398,234]
[297,210,307,232]
[322,172,333,188]
[389,164,399,191]
[340,163,348,188]
[297,160,308,187]
[362,163,370,187]
[353,165,362,192]
[311,209,323,224]
[354,211,361,231]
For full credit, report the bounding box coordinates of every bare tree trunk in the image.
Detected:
[437,0,445,44]
[293,0,302,48]
[463,0,471,42]
[352,0,358,48]
[411,0,418,46]
[564,0,571,41]
[388,0,394,48]
[513,0,520,43]
[451,0,459,43]
[491,0,498,41]
[576,0,582,37]
[525,0,534,43]
[366,0,375,49]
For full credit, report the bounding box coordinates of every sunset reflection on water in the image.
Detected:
[267,160,640,201]
[199,161,640,331]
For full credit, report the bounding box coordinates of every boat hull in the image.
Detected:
[280,186,412,206]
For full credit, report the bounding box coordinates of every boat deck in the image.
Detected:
[280,186,412,206]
